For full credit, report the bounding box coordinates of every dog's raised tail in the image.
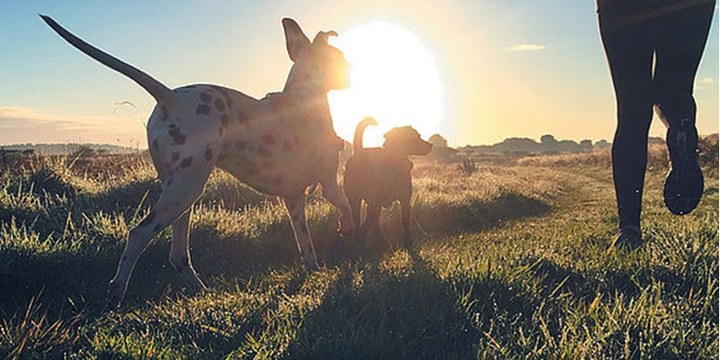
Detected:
[353,117,378,154]
[40,15,172,103]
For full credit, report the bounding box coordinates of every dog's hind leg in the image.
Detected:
[281,193,320,271]
[169,209,207,292]
[347,193,362,237]
[363,203,383,244]
[108,165,211,307]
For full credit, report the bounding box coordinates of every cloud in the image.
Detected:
[695,77,716,91]
[698,77,714,85]
[506,44,546,52]
[0,106,145,146]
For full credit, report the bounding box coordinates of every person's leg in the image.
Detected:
[599,12,655,240]
[653,1,715,214]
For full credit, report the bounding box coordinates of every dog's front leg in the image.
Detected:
[281,193,320,271]
[321,181,355,236]
[400,198,412,246]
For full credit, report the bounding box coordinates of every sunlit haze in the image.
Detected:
[0,1,717,147]
[329,21,443,146]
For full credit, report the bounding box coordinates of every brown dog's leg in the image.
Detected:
[400,198,412,246]
[347,194,362,237]
[282,193,320,271]
[364,203,383,244]
[321,182,355,236]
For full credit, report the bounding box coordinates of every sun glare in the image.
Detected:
[329,22,443,147]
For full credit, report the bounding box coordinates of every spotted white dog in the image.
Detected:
[41,15,355,306]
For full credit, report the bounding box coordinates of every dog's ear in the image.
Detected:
[312,30,338,44]
[282,18,311,62]
[383,129,395,140]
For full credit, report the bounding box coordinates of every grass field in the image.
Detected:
[0,141,717,359]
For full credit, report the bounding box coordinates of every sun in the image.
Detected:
[328,22,444,147]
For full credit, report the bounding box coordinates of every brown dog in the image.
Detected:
[344,117,432,245]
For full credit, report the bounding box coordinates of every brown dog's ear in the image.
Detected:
[282,18,311,62]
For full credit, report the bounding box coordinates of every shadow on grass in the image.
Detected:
[511,254,714,307]
[0,190,553,318]
[279,250,483,359]
[414,192,552,236]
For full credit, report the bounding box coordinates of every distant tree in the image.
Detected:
[427,134,457,163]
[580,139,593,151]
[71,145,97,158]
[540,134,557,146]
[594,139,610,149]
[429,134,448,148]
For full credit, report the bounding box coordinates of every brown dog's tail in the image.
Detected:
[353,117,378,154]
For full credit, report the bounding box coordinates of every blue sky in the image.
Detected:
[0,0,717,147]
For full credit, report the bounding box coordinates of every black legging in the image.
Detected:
[599,0,715,229]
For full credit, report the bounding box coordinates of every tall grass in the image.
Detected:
[0,150,716,358]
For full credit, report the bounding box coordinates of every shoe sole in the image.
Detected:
[664,166,703,215]
[664,123,704,215]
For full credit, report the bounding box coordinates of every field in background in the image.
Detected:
[0,139,717,359]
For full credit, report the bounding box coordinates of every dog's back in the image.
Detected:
[345,147,413,207]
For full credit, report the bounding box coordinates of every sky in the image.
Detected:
[0,0,718,147]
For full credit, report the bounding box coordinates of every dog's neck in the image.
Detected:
[277,64,335,133]
[283,64,328,97]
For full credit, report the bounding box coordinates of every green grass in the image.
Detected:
[0,149,717,359]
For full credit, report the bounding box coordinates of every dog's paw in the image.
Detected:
[106,280,126,308]
[337,219,355,237]
[304,259,321,272]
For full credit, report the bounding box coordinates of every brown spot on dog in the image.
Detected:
[180,156,193,168]
[160,105,169,121]
[235,141,247,150]
[282,140,292,152]
[257,144,272,157]
[199,92,212,102]
[214,87,229,97]
[261,160,275,169]
[196,104,211,115]
[213,88,233,109]
[214,99,225,112]
[262,134,276,145]
[237,111,248,124]
[204,147,213,161]
[169,128,187,145]
[171,152,180,163]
